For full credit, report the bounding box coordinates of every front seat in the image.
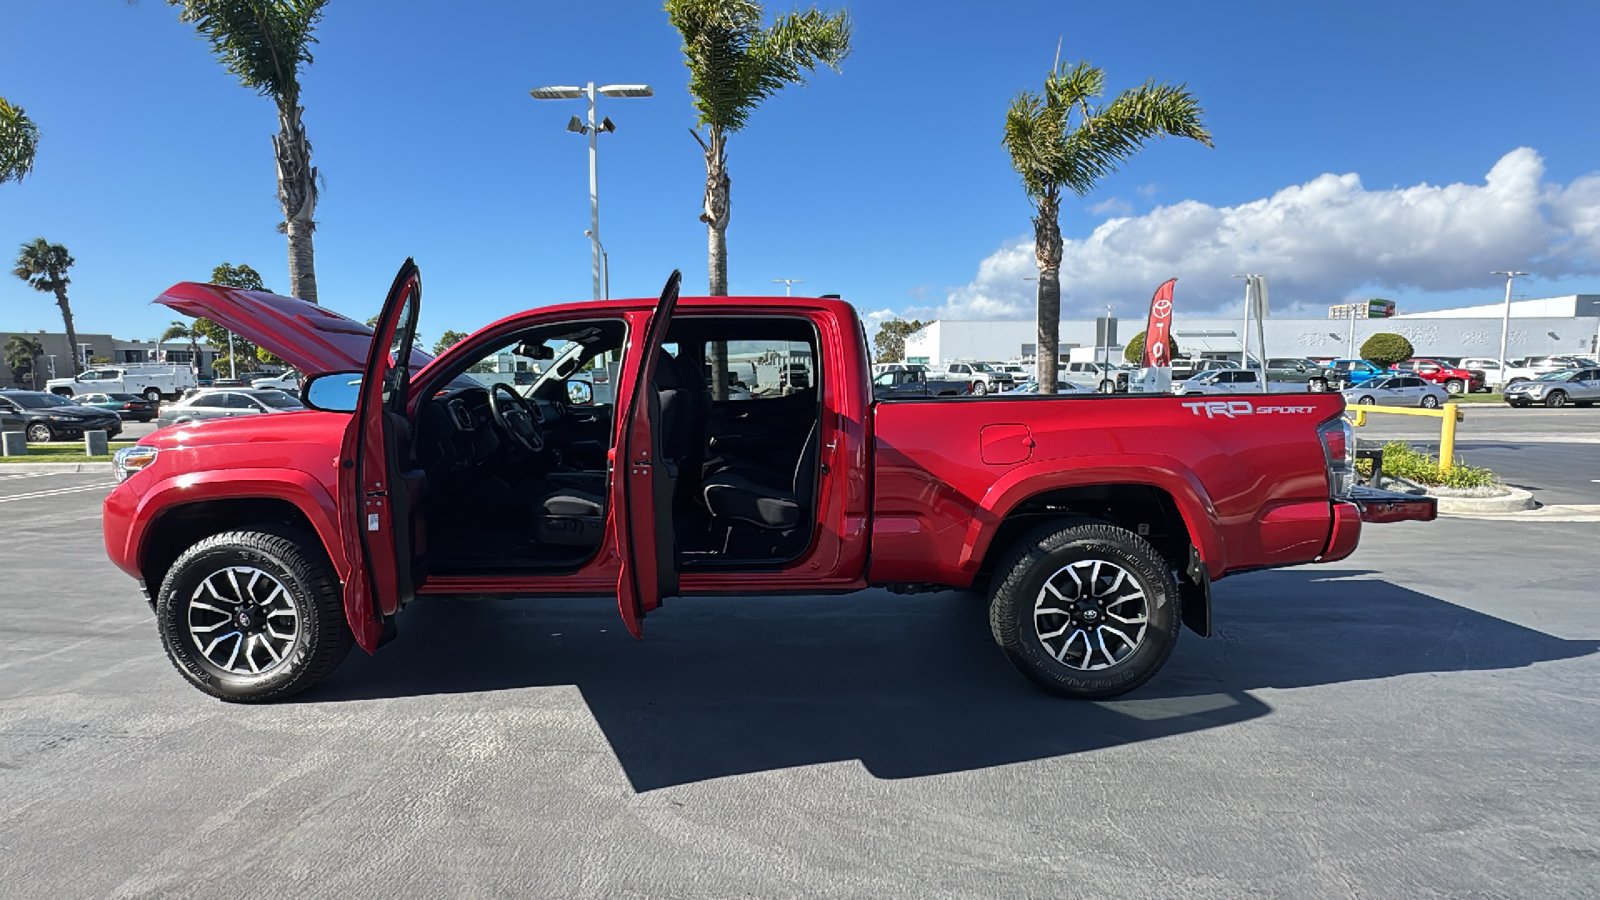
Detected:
[701,422,818,532]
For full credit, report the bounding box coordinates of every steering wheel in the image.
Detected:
[487,383,545,453]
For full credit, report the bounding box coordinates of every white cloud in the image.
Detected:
[932,148,1599,321]
[1087,197,1132,217]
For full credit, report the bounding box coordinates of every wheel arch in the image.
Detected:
[131,471,344,607]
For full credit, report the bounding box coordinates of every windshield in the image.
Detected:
[253,390,305,409]
[13,392,75,409]
[1535,371,1576,382]
[970,363,996,373]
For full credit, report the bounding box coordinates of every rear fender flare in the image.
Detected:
[958,453,1226,575]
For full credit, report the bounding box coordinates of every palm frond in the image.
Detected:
[167,0,328,101]
[0,97,41,185]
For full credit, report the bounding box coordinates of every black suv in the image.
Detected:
[0,390,123,443]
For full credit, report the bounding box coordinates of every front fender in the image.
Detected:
[957,452,1226,575]
[122,467,347,583]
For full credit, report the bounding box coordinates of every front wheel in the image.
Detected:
[143,388,162,403]
[1358,396,1375,406]
[156,529,352,703]
[1310,378,1328,392]
[971,381,988,396]
[25,422,52,443]
[1546,391,1569,408]
[1444,378,1465,395]
[1421,395,1440,409]
[989,522,1181,699]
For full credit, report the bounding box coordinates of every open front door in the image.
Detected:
[611,271,682,638]
[337,260,423,653]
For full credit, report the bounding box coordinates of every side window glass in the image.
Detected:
[704,337,815,399]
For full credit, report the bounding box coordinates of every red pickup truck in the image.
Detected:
[103,262,1435,703]
[1391,358,1485,394]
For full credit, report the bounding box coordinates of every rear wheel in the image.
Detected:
[143,388,162,403]
[1310,378,1328,392]
[156,529,352,703]
[1421,395,1440,409]
[25,422,52,443]
[1545,391,1569,408]
[989,522,1180,699]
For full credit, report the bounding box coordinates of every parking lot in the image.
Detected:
[3,409,1599,897]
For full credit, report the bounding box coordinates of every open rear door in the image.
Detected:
[611,271,683,638]
[336,260,423,653]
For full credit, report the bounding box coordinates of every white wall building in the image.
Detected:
[902,295,1600,367]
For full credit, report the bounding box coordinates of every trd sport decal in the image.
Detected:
[1182,401,1316,418]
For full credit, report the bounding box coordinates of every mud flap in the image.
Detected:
[1180,544,1212,638]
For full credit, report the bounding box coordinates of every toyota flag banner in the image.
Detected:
[1139,278,1177,367]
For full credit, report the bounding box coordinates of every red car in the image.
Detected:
[1390,358,1484,395]
[103,261,1434,703]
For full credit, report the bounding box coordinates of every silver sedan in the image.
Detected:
[155,388,305,427]
[1504,368,1600,408]
[1340,374,1450,409]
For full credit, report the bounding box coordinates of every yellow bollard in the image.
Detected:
[1440,403,1459,469]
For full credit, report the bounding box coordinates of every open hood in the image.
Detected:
[156,282,433,375]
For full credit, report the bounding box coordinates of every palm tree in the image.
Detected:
[4,334,44,389]
[665,0,851,397]
[1002,59,1211,392]
[0,97,40,185]
[167,1,328,303]
[161,320,203,374]
[12,238,82,376]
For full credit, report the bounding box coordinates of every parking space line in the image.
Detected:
[0,484,110,504]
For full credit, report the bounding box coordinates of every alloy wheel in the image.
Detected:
[25,423,51,443]
[186,566,300,675]
[1033,558,1149,670]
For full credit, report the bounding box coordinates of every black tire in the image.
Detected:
[1357,395,1375,405]
[156,529,352,703]
[1098,380,1116,394]
[1545,391,1568,408]
[143,388,162,403]
[1421,394,1440,409]
[989,522,1181,699]
[972,381,988,396]
[1444,378,1464,395]
[25,422,52,443]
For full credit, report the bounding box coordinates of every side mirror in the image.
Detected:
[566,379,594,406]
[302,371,363,412]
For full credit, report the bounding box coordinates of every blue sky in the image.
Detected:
[3,0,1598,343]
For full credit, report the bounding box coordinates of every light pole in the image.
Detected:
[1492,270,1528,388]
[772,278,805,296]
[584,230,610,300]
[531,82,653,301]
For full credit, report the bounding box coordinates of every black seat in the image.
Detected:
[702,422,818,531]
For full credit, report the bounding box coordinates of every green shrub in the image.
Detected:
[1360,333,1414,367]
[1123,331,1180,364]
[1359,440,1499,488]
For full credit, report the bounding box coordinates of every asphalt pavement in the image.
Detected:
[2,457,1598,897]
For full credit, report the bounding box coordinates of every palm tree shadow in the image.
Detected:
[309,569,1596,792]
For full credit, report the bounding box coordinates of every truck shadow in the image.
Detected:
[310,569,1597,792]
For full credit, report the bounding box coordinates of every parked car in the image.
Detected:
[942,361,1015,395]
[1059,361,1126,393]
[251,368,302,393]
[0,390,123,442]
[155,388,305,427]
[102,263,1433,703]
[1263,358,1334,392]
[1340,374,1450,408]
[1390,358,1484,395]
[74,392,158,422]
[1172,369,1309,395]
[872,368,970,399]
[1327,359,1387,388]
[1503,368,1600,408]
[1011,380,1085,394]
[45,363,196,402]
[1169,357,1239,382]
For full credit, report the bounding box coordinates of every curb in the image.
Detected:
[1434,487,1537,515]
[0,462,114,474]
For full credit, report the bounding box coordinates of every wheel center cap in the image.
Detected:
[236,610,254,629]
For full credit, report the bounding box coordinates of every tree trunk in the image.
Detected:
[274,100,319,304]
[1032,192,1064,394]
[54,288,81,376]
[700,126,731,401]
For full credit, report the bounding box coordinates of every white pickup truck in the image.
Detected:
[46,365,196,402]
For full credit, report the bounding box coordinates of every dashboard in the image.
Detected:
[415,385,569,474]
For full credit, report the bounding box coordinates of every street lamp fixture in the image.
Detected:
[772,278,805,296]
[531,81,654,300]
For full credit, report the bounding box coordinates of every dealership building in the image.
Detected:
[902,294,1600,367]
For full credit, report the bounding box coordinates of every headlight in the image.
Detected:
[113,445,159,483]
